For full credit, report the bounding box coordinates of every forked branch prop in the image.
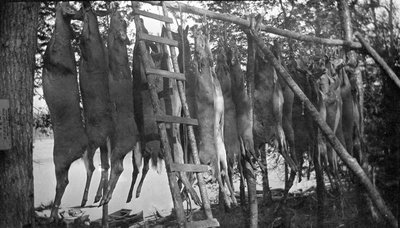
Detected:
[355,32,400,90]
[249,29,398,228]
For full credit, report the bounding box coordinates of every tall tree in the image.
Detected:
[0,2,39,227]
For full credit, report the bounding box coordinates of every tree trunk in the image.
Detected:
[389,0,394,57]
[0,2,39,227]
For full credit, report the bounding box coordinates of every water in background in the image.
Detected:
[33,138,174,220]
[33,137,315,221]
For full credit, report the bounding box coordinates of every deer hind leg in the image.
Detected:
[221,160,237,207]
[282,170,296,204]
[51,157,73,220]
[94,140,110,203]
[238,152,247,207]
[215,158,232,210]
[136,153,150,198]
[100,143,124,206]
[81,145,96,207]
[127,141,141,203]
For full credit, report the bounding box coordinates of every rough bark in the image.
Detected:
[250,30,398,228]
[0,2,39,227]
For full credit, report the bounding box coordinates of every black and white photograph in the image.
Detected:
[0,1,399,227]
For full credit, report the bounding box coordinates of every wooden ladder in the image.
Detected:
[131,1,219,227]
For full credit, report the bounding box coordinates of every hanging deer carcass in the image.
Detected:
[253,49,298,204]
[227,44,258,226]
[127,18,163,202]
[215,47,241,193]
[42,2,88,220]
[79,2,114,206]
[193,29,237,209]
[99,6,140,205]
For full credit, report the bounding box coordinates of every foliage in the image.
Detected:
[33,107,52,136]
[34,0,399,191]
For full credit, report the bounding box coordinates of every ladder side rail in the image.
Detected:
[131,2,186,227]
[161,2,214,220]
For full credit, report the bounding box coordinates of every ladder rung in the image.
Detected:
[158,88,174,98]
[146,68,186,81]
[138,33,178,46]
[134,9,173,23]
[155,115,198,125]
[170,163,209,173]
[187,219,220,228]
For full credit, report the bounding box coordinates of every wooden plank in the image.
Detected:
[132,3,187,227]
[155,115,198,125]
[158,88,174,98]
[170,163,209,173]
[146,67,186,81]
[187,219,220,228]
[134,9,173,23]
[0,99,11,151]
[138,32,178,46]
[158,2,214,221]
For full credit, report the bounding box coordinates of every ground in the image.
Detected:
[33,136,384,228]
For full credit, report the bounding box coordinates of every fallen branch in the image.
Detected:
[249,30,398,228]
[145,1,362,49]
[354,32,400,90]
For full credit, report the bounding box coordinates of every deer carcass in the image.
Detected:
[79,2,114,206]
[194,29,237,208]
[99,7,140,205]
[215,47,241,199]
[128,18,163,202]
[42,2,88,220]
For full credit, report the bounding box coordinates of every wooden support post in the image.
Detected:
[249,30,399,228]
[144,1,362,49]
[160,2,214,221]
[354,32,400,90]
[131,2,186,227]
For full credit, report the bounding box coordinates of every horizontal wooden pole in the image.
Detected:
[144,1,362,49]
[250,30,398,228]
[133,9,173,23]
[137,32,178,46]
[146,67,186,81]
[355,32,400,90]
